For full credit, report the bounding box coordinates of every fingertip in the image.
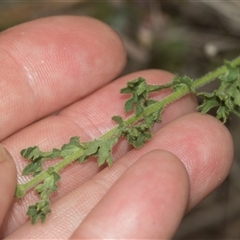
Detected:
[0,16,127,140]
[71,149,189,239]
[152,112,234,210]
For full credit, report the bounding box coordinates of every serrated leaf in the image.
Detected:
[35,182,46,195]
[197,97,220,114]
[112,115,124,125]
[97,138,118,166]
[60,137,83,158]
[216,105,230,123]
[124,98,135,113]
[21,146,60,161]
[21,146,61,176]
[172,75,193,91]
[144,108,163,127]
[77,140,100,162]
[35,168,60,199]
[22,161,43,176]
[27,200,51,224]
[97,141,112,166]
[224,61,239,82]
[144,114,155,126]
[120,77,145,94]
[120,87,132,93]
[124,124,152,148]
[136,81,147,96]
[120,77,169,117]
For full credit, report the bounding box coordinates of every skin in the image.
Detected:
[0,16,233,239]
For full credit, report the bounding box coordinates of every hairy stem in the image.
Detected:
[16,55,240,197]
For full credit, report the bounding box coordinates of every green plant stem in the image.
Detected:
[16,55,240,197]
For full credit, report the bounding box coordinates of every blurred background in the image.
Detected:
[1,1,240,239]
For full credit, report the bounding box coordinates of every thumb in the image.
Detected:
[0,145,17,227]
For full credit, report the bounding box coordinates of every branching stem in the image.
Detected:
[17,55,240,197]
[16,55,240,223]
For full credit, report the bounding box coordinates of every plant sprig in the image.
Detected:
[15,56,240,224]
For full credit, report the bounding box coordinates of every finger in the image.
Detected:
[0,16,126,140]
[0,145,17,230]
[2,69,197,235]
[5,114,232,239]
[71,150,189,239]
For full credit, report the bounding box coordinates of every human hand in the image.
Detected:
[0,16,233,239]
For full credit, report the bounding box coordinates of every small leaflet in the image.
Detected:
[123,124,152,148]
[27,200,51,224]
[198,63,240,123]
[97,138,117,166]
[112,115,124,125]
[21,147,61,176]
[120,77,171,116]
[27,168,61,224]
[60,136,83,158]
[172,75,193,91]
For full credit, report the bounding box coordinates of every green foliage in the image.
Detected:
[120,77,171,115]
[27,168,61,224]
[172,75,193,91]
[79,138,118,166]
[60,137,85,158]
[115,77,169,147]
[15,56,240,224]
[21,137,85,177]
[198,62,240,123]
[122,124,152,148]
[21,147,61,176]
[27,199,51,224]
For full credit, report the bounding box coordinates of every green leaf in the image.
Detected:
[224,61,239,82]
[124,98,135,113]
[22,161,43,176]
[35,168,60,196]
[77,140,100,162]
[136,80,147,96]
[120,77,145,94]
[21,146,42,161]
[60,137,83,158]
[27,200,51,224]
[21,147,60,161]
[172,75,193,91]
[197,63,240,122]
[144,107,163,127]
[124,124,152,148]
[216,105,230,123]
[112,115,124,125]
[21,147,61,176]
[84,140,99,156]
[148,82,172,92]
[197,92,220,114]
[120,87,132,93]
[97,139,116,166]
[145,99,157,107]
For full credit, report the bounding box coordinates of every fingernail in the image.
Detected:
[0,144,7,163]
